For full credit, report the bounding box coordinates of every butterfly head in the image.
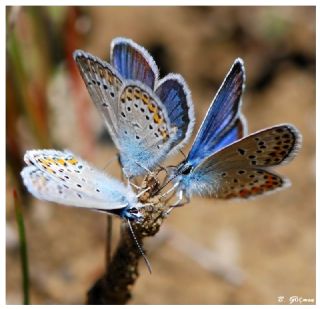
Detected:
[123,204,144,221]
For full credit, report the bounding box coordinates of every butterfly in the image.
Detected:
[73,37,194,178]
[168,59,302,203]
[21,149,154,272]
[20,149,144,220]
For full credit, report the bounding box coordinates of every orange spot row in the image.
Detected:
[159,128,169,140]
[153,113,163,125]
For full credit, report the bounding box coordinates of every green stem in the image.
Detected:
[13,189,30,305]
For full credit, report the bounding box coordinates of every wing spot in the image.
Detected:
[237,148,245,155]
[77,184,82,188]
[121,112,126,118]
[136,135,140,140]
[238,170,246,174]
[96,189,100,192]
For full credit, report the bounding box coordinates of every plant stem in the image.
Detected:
[13,189,30,305]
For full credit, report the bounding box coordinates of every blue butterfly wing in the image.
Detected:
[155,74,195,153]
[211,116,247,152]
[111,37,159,89]
[187,58,245,166]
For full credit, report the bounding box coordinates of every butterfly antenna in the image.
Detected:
[102,155,118,171]
[179,149,187,160]
[127,219,152,274]
[154,171,180,195]
[135,161,152,174]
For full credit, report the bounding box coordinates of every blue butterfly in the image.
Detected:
[73,37,194,178]
[20,149,145,220]
[168,59,301,205]
[21,149,154,272]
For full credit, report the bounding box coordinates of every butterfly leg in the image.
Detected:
[128,179,141,191]
[165,190,190,215]
[159,182,179,200]
[136,187,151,198]
[154,164,170,178]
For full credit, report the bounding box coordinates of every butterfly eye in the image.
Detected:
[129,207,139,214]
[181,165,192,175]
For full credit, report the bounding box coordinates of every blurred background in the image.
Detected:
[6,6,315,304]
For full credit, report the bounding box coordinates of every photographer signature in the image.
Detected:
[277,295,314,304]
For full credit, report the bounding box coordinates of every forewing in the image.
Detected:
[111,37,159,89]
[73,50,123,147]
[185,124,301,198]
[22,150,133,210]
[210,117,246,153]
[155,73,195,153]
[187,58,245,165]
